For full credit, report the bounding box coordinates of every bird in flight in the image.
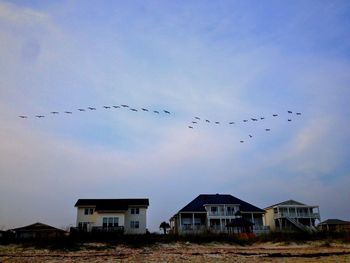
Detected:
[188,126,193,129]
[243,120,248,122]
[195,117,200,120]
[288,111,292,114]
[251,118,258,121]
[229,122,235,124]
[19,115,27,118]
[103,106,111,109]
[153,110,159,114]
[65,111,72,114]
[113,105,120,108]
[141,108,148,111]
[36,115,45,118]
[192,121,197,124]
[273,114,278,117]
[164,110,171,114]
[205,120,210,123]
[121,105,129,108]
[130,108,138,112]
[240,140,244,143]
[88,107,96,110]
[249,135,253,138]
[51,111,59,114]
[296,112,301,115]
[265,128,270,131]
[78,109,85,111]
[215,121,220,124]
[288,119,292,122]
[260,117,265,120]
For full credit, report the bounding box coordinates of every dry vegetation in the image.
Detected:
[1,241,350,262]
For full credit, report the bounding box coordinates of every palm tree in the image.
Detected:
[159,221,170,235]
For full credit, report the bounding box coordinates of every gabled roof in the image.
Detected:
[264,199,308,209]
[319,219,350,225]
[178,194,265,213]
[75,199,149,211]
[11,222,65,232]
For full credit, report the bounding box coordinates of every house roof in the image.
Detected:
[319,219,350,226]
[11,222,66,232]
[75,199,149,211]
[264,199,310,209]
[178,194,265,213]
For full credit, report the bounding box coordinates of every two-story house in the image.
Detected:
[74,198,149,234]
[263,200,320,232]
[170,194,267,235]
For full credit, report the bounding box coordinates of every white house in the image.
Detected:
[263,199,320,232]
[170,194,268,235]
[74,198,149,234]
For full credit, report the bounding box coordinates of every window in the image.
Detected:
[84,208,94,215]
[103,217,119,228]
[130,221,139,229]
[131,208,140,214]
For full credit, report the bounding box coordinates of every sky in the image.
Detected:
[0,0,350,232]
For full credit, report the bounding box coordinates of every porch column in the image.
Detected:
[251,213,255,223]
[192,213,195,230]
[287,207,290,217]
[179,213,182,232]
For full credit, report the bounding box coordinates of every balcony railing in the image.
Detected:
[274,212,320,219]
[91,226,124,233]
[208,211,237,216]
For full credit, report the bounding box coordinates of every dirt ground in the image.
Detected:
[1,241,350,262]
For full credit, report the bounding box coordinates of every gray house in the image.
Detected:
[170,194,267,235]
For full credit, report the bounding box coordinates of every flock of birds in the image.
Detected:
[18,104,172,119]
[187,110,302,143]
[18,104,302,144]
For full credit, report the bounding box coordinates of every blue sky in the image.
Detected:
[0,0,350,231]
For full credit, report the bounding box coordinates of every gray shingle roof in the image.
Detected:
[75,199,149,211]
[178,194,265,213]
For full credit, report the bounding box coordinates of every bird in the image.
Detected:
[240,140,244,143]
[113,106,120,108]
[251,118,258,121]
[192,121,197,124]
[249,135,253,138]
[296,112,301,115]
[19,115,27,118]
[130,108,138,112]
[141,108,148,111]
[273,114,278,117]
[88,107,96,110]
[51,111,59,114]
[78,109,85,111]
[215,121,220,124]
[164,110,171,114]
[243,120,248,122]
[288,119,292,122]
[195,117,200,120]
[103,106,111,109]
[153,110,159,114]
[205,120,210,123]
[188,126,193,129]
[265,128,270,131]
[288,111,292,114]
[229,122,235,124]
[121,105,129,108]
[65,111,72,114]
[36,115,45,118]
[260,117,265,120]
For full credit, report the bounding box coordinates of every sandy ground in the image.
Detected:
[1,242,350,262]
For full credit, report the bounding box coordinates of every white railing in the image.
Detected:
[208,211,236,216]
[274,212,320,219]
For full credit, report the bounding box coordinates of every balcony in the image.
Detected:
[91,226,124,233]
[274,212,320,220]
[208,211,237,217]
